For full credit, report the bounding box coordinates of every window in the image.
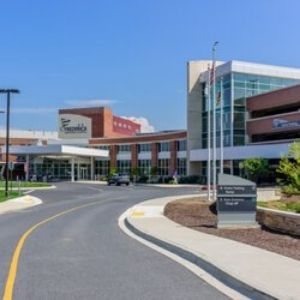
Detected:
[138,143,151,152]
[177,140,186,151]
[177,158,186,176]
[158,159,169,176]
[138,159,151,175]
[158,142,170,152]
[118,144,131,153]
[94,145,109,150]
[117,160,131,174]
[95,160,110,175]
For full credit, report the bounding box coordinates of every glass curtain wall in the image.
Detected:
[29,158,72,180]
[202,73,300,148]
[95,160,110,176]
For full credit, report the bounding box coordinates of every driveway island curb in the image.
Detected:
[119,195,300,300]
[0,195,42,214]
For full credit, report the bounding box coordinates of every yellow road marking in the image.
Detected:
[131,211,145,217]
[2,201,99,300]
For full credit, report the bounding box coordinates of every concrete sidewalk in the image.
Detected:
[122,195,300,300]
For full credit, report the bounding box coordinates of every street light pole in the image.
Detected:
[0,89,20,197]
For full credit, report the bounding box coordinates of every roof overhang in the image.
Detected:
[2,144,109,158]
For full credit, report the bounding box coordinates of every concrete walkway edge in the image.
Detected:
[124,217,273,300]
[119,194,299,300]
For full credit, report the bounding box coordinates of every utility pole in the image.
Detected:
[0,89,20,197]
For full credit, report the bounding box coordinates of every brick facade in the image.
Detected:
[131,144,138,169]
[59,107,141,138]
[169,140,177,174]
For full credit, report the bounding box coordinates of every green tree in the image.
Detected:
[130,167,139,184]
[109,167,117,176]
[150,166,158,176]
[240,157,269,183]
[277,142,300,194]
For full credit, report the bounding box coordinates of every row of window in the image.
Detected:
[93,140,187,153]
[95,158,187,176]
[25,157,187,178]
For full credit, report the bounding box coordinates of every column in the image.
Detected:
[151,143,158,168]
[110,145,117,169]
[77,161,80,181]
[71,157,75,182]
[169,141,177,176]
[131,144,138,168]
[25,154,30,181]
[90,157,95,180]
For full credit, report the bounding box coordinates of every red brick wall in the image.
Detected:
[131,144,138,168]
[169,140,177,175]
[110,145,117,169]
[59,107,106,138]
[89,131,187,145]
[247,112,300,135]
[151,143,158,167]
[59,107,141,138]
[247,84,300,112]
[113,116,141,136]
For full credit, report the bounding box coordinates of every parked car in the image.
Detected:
[107,174,130,186]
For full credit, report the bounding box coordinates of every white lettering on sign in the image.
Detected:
[272,118,300,129]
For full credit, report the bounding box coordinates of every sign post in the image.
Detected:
[217,174,258,228]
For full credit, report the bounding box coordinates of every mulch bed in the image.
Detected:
[164,197,300,261]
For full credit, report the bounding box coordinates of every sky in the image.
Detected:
[0,0,300,132]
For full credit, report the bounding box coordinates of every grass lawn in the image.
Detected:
[0,191,23,203]
[0,181,51,188]
[258,200,300,213]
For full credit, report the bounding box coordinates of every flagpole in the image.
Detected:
[207,64,211,201]
[212,41,218,200]
[220,76,224,174]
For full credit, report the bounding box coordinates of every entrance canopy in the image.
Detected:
[2,144,109,182]
[5,144,109,158]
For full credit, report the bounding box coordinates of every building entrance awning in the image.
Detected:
[1,144,109,182]
[3,144,109,158]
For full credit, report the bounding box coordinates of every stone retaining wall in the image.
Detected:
[257,208,300,236]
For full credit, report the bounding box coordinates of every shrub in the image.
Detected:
[240,157,269,183]
[137,175,148,183]
[178,175,205,184]
[277,142,300,195]
[286,202,300,213]
[158,176,173,184]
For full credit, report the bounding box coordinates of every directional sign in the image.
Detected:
[217,185,256,196]
[218,197,256,212]
[217,174,258,228]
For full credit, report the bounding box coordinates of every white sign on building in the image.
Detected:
[58,114,92,139]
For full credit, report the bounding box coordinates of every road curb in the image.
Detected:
[119,193,278,300]
[124,217,274,300]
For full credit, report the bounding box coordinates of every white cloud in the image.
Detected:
[122,116,155,133]
[65,99,117,107]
